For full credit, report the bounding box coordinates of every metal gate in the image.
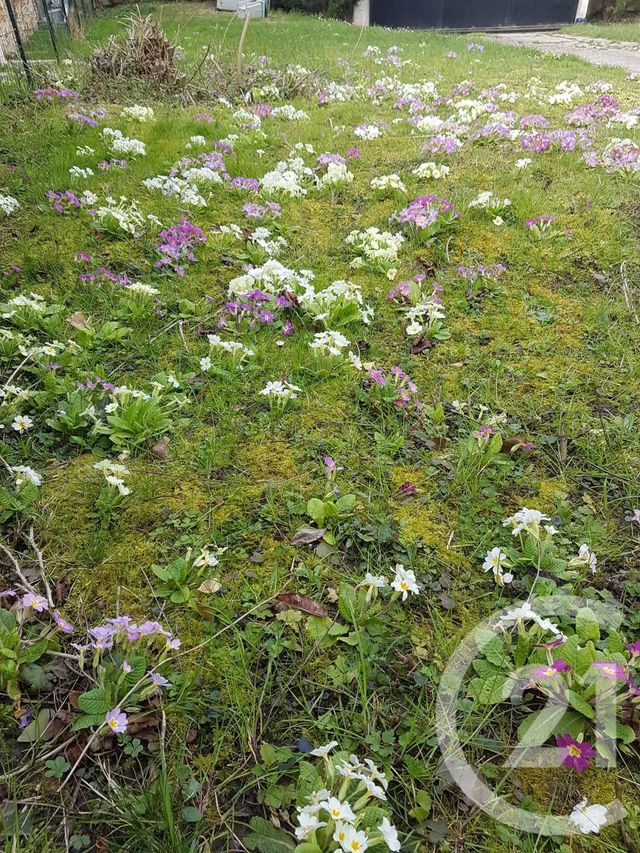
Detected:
[370,0,577,29]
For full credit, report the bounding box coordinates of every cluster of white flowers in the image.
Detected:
[69,166,94,179]
[515,157,532,170]
[346,227,405,278]
[120,105,155,122]
[354,123,383,140]
[259,380,302,404]
[93,459,131,496]
[272,105,309,120]
[497,600,564,638]
[248,226,288,257]
[482,547,513,586]
[2,293,47,317]
[233,109,262,130]
[102,128,146,157]
[294,742,400,851]
[468,191,511,211]
[412,161,450,179]
[125,282,159,297]
[300,279,374,326]
[317,162,354,189]
[370,174,406,193]
[201,334,254,370]
[361,564,421,601]
[502,507,557,539]
[0,194,20,216]
[228,260,316,302]
[186,135,207,148]
[182,166,224,185]
[261,156,313,197]
[413,114,445,133]
[309,329,350,357]
[143,175,207,207]
[94,196,160,236]
[404,293,446,338]
[547,80,583,105]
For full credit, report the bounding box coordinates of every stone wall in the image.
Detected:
[0,0,39,61]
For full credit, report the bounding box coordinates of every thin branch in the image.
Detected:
[27,526,54,609]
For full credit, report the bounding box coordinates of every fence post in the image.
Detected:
[41,0,61,62]
[2,0,32,86]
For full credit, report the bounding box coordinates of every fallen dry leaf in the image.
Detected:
[67,312,88,330]
[411,335,435,355]
[291,526,326,546]
[152,437,169,459]
[274,592,328,617]
[197,578,222,594]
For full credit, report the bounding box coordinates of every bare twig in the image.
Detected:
[236,9,251,82]
[0,542,36,594]
[27,525,54,609]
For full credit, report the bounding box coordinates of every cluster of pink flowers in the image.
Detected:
[85,615,180,652]
[155,217,207,276]
[367,365,422,412]
[392,195,459,235]
[243,201,281,220]
[35,87,80,101]
[47,190,92,214]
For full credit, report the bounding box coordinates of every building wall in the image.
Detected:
[0,0,39,61]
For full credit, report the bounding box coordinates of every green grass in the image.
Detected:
[562,19,640,41]
[1,3,640,851]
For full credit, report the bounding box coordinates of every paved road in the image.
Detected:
[487,31,640,73]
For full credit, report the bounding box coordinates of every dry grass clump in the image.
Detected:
[91,10,182,86]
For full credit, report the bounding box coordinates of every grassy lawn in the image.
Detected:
[562,20,640,41]
[1,3,640,851]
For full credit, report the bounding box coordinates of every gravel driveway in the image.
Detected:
[487,31,640,73]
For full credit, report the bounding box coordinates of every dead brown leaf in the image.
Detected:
[274,593,328,617]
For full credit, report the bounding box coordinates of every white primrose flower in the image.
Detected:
[370,174,406,192]
[497,601,564,638]
[354,123,382,140]
[309,330,350,357]
[102,128,146,157]
[363,573,387,589]
[391,564,421,600]
[120,105,155,122]
[295,807,326,841]
[568,543,597,574]
[126,282,159,296]
[321,797,356,823]
[378,817,401,851]
[0,194,20,216]
[502,507,552,539]
[259,380,302,402]
[310,740,338,757]
[11,415,33,433]
[412,161,450,179]
[516,157,532,169]
[482,547,513,585]
[69,166,94,179]
[11,465,42,487]
[339,826,370,852]
[94,459,131,496]
[569,799,608,834]
[468,190,511,210]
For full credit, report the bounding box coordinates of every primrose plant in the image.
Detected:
[293,741,401,851]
